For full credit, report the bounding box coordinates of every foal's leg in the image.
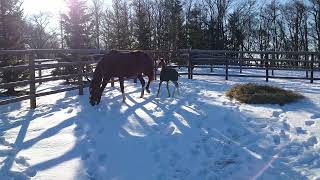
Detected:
[137,74,145,98]
[156,81,163,97]
[166,81,171,97]
[119,77,126,102]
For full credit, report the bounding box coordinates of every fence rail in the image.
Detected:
[0,49,319,109]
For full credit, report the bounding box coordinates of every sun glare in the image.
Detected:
[24,0,66,15]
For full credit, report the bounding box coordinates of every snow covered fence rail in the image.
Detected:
[186,49,320,82]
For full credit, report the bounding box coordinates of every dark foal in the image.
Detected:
[157,58,179,97]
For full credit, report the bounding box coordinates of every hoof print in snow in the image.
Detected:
[98,154,108,163]
[272,111,282,118]
[305,121,315,126]
[304,136,318,147]
[81,152,91,160]
[172,168,190,179]
[15,156,30,167]
[296,127,307,134]
[259,124,267,129]
[273,135,281,145]
[24,167,37,177]
[67,109,73,114]
[98,128,104,134]
[311,114,320,119]
[283,122,290,131]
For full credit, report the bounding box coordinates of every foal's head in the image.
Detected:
[157,58,167,69]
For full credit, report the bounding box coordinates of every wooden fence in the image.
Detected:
[0,49,319,109]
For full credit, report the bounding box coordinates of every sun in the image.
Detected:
[24,0,67,15]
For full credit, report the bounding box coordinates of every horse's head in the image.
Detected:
[89,79,102,106]
[87,67,104,106]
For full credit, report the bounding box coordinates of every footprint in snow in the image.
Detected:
[303,136,318,147]
[296,127,307,134]
[24,167,37,177]
[172,168,191,179]
[283,121,291,131]
[305,120,315,126]
[311,114,320,119]
[272,111,282,119]
[98,127,104,134]
[67,109,73,114]
[273,135,281,145]
[15,156,37,177]
[280,130,290,140]
[98,153,108,163]
[81,152,91,160]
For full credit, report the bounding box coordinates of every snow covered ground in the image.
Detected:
[0,68,320,180]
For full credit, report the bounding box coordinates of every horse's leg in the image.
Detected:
[119,77,126,102]
[145,73,153,93]
[98,76,111,104]
[166,81,171,97]
[156,81,163,97]
[137,74,145,98]
[172,81,179,97]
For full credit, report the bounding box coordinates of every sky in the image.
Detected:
[23,0,112,30]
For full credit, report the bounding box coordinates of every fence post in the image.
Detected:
[310,54,314,83]
[29,52,36,109]
[154,51,157,80]
[265,53,269,82]
[188,49,192,79]
[271,53,275,76]
[38,61,42,84]
[305,54,309,78]
[240,52,243,74]
[78,61,84,95]
[225,52,229,80]
[111,77,115,87]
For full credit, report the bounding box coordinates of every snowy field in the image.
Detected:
[0,69,320,180]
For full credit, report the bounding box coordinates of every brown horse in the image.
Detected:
[88,50,154,106]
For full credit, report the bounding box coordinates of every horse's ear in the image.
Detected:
[85,76,92,83]
[83,70,92,83]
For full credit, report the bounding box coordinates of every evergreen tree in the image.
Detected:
[91,0,103,48]
[186,5,208,49]
[0,0,28,95]
[132,0,152,50]
[168,0,185,50]
[61,0,93,49]
[227,10,244,51]
[53,0,93,83]
[102,0,132,49]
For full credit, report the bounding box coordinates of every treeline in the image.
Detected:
[60,0,320,52]
[1,0,320,52]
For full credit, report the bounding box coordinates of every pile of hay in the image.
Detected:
[226,83,304,105]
